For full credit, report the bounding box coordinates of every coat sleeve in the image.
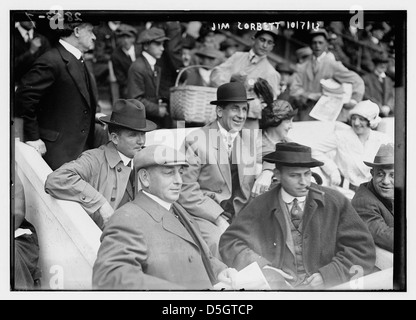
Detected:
[15,55,57,141]
[332,61,365,102]
[210,53,239,87]
[352,194,394,252]
[92,209,184,290]
[310,129,340,179]
[178,137,225,222]
[127,63,160,117]
[219,199,272,271]
[318,193,376,287]
[44,150,107,215]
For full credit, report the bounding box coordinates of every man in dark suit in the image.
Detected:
[15,21,102,170]
[127,27,171,128]
[352,143,394,252]
[362,53,395,117]
[220,142,376,289]
[14,21,50,86]
[92,144,237,290]
[111,24,140,99]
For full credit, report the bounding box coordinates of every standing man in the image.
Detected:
[15,20,101,170]
[210,25,281,129]
[111,24,140,99]
[127,27,171,128]
[290,29,365,121]
[178,82,261,257]
[352,143,394,252]
[220,142,376,289]
[45,99,156,230]
[93,145,237,290]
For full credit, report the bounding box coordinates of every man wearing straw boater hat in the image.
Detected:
[45,99,156,230]
[220,142,376,289]
[352,143,395,252]
[178,81,261,258]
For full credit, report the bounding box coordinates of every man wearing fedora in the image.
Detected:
[127,27,171,128]
[220,142,376,289]
[210,25,281,129]
[362,53,395,117]
[352,143,394,252]
[45,99,156,230]
[15,20,104,170]
[93,145,238,290]
[290,29,365,121]
[178,82,261,258]
[111,24,141,99]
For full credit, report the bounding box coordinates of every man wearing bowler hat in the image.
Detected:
[290,29,365,121]
[352,143,395,252]
[127,27,171,128]
[45,99,156,230]
[178,82,261,258]
[93,145,238,290]
[210,24,281,129]
[220,142,376,289]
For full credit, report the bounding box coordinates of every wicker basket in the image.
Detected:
[170,65,217,124]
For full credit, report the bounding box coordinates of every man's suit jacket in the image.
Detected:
[13,27,50,84]
[111,44,141,98]
[178,121,259,223]
[127,54,162,119]
[219,183,376,288]
[44,142,134,230]
[352,181,394,252]
[15,43,98,170]
[92,191,227,290]
[362,72,395,112]
[290,53,365,121]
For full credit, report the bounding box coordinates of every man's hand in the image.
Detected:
[251,170,274,197]
[381,105,391,117]
[158,104,169,118]
[26,139,46,156]
[307,92,322,102]
[217,268,239,288]
[330,170,342,186]
[262,266,294,290]
[302,272,324,289]
[99,201,115,226]
[342,99,358,110]
[230,71,247,84]
[215,215,230,233]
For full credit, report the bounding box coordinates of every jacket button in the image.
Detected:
[117,167,122,172]
[81,129,85,133]
[273,242,277,247]
[188,255,194,263]
[81,196,86,200]
[217,189,222,194]
[83,110,88,114]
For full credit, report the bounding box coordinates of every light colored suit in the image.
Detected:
[92,191,227,290]
[178,121,259,255]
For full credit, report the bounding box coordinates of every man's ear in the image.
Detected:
[370,168,374,176]
[216,105,223,118]
[274,167,281,180]
[109,132,119,145]
[138,169,150,188]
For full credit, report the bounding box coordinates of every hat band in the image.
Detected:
[274,151,314,162]
[110,112,146,128]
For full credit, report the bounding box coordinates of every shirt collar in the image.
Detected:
[315,51,327,63]
[16,23,33,41]
[117,151,133,168]
[123,45,136,61]
[59,39,82,60]
[142,51,157,69]
[248,49,266,64]
[375,70,386,79]
[142,190,172,211]
[281,187,306,204]
[217,121,239,141]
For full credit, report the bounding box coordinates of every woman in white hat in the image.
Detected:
[311,100,393,192]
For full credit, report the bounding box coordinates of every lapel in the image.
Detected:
[57,43,92,108]
[104,142,134,203]
[305,59,315,82]
[207,122,232,191]
[135,192,197,246]
[301,185,324,235]
[276,191,296,259]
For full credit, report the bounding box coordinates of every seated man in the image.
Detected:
[45,99,156,230]
[92,145,237,290]
[352,143,394,252]
[178,82,262,258]
[220,142,376,289]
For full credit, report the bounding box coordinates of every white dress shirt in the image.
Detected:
[142,190,172,212]
[281,187,306,212]
[142,51,157,71]
[59,39,82,60]
[217,121,239,155]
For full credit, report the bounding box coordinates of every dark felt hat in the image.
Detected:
[137,27,170,44]
[116,24,138,38]
[263,142,324,167]
[195,46,221,59]
[210,82,254,105]
[220,38,239,50]
[100,99,157,132]
[372,52,390,64]
[364,143,394,168]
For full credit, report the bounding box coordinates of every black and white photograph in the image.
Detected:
[2,0,414,304]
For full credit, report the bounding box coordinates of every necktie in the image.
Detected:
[226,134,233,158]
[127,161,135,196]
[312,58,319,75]
[290,198,303,230]
[79,57,92,92]
[25,31,31,43]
